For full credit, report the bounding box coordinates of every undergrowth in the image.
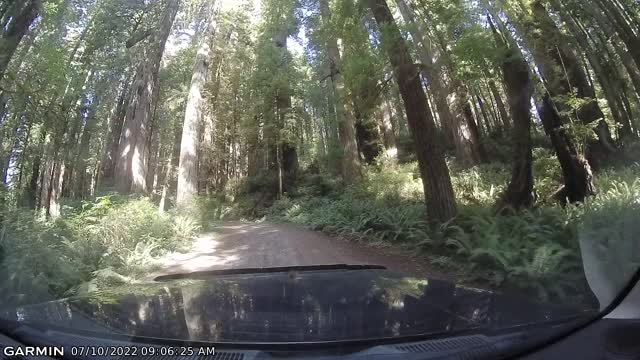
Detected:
[1,149,637,308]
[248,153,640,304]
[0,195,200,307]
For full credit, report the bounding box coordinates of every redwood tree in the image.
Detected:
[367,0,457,222]
[116,0,180,194]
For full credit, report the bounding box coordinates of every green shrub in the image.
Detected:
[450,162,509,206]
[0,195,200,307]
[259,160,639,303]
[532,148,563,201]
[447,207,583,300]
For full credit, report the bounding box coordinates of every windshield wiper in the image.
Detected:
[154,264,387,281]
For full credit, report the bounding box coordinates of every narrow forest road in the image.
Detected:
[151,221,448,280]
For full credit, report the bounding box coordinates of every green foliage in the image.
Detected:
[450,162,509,206]
[448,206,583,300]
[0,196,199,307]
[256,160,640,303]
[532,148,563,202]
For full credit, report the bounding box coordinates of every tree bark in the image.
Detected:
[487,79,510,130]
[73,89,101,198]
[354,109,382,164]
[367,0,457,222]
[116,0,179,194]
[0,0,39,82]
[450,81,484,167]
[537,94,595,203]
[319,0,360,182]
[475,90,493,134]
[483,1,596,203]
[100,75,131,186]
[380,95,397,152]
[177,10,216,208]
[490,16,535,210]
[395,0,455,149]
[23,128,46,208]
[273,31,298,194]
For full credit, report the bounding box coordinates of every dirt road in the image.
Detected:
[154,221,447,280]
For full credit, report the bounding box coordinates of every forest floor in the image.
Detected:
[149,221,453,281]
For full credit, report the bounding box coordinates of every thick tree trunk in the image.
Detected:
[490,17,535,210]
[319,0,360,182]
[395,0,455,150]
[116,0,179,194]
[200,28,230,192]
[274,32,298,194]
[177,12,216,208]
[0,0,39,81]
[484,4,596,203]
[450,82,484,167]
[537,95,596,203]
[354,109,383,164]
[367,0,457,222]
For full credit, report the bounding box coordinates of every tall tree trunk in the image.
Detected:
[246,116,261,178]
[475,90,493,134]
[450,81,484,167]
[319,0,360,183]
[528,0,615,169]
[487,79,510,130]
[73,85,103,198]
[367,0,457,222]
[116,0,179,194]
[177,10,216,208]
[484,1,596,203]
[100,75,131,187]
[354,108,382,164]
[490,16,535,210]
[381,95,397,153]
[537,94,596,203]
[0,0,39,81]
[592,0,640,71]
[274,31,298,193]
[61,90,93,198]
[395,0,455,150]
[552,0,637,141]
[24,128,46,208]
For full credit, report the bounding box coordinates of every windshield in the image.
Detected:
[0,0,638,351]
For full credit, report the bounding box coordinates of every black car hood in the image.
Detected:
[1,268,595,344]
